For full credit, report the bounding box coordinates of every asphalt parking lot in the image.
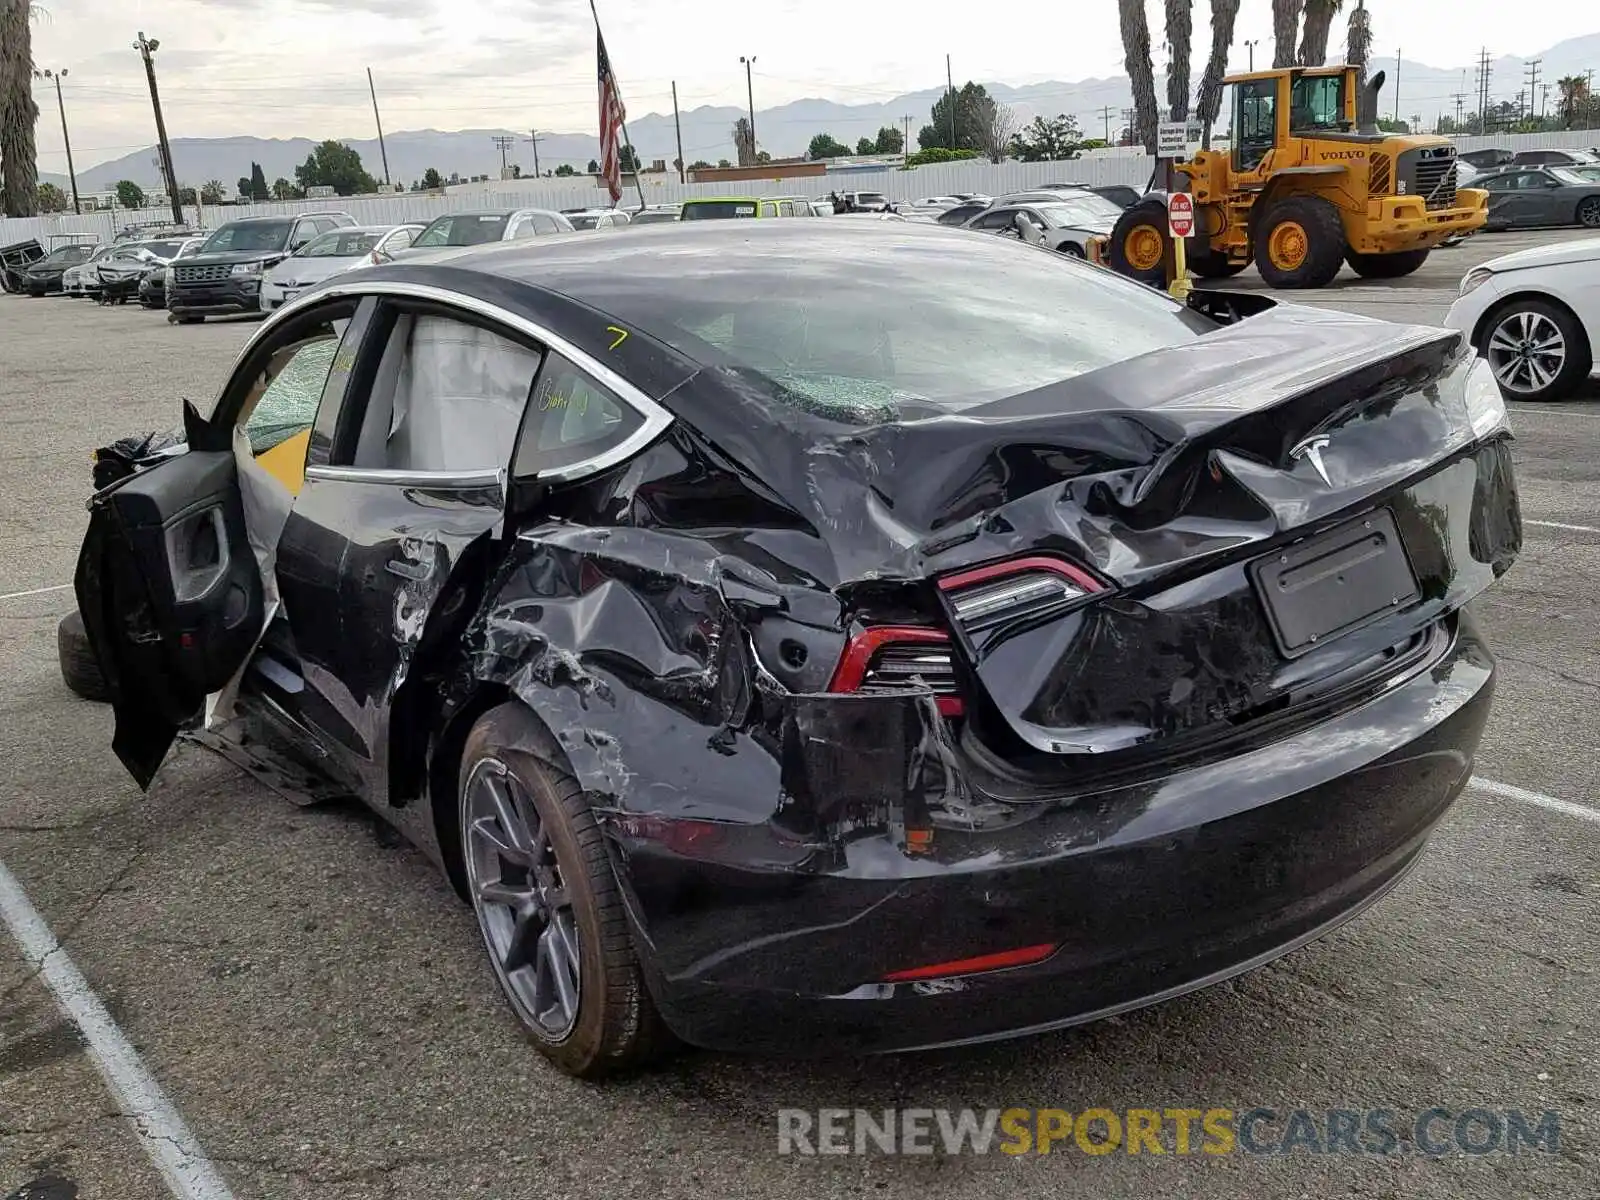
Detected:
[2,230,1597,1200]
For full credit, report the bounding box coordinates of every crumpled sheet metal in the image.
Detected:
[459,531,974,871]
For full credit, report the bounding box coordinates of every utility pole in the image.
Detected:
[133,33,182,226]
[1452,92,1466,130]
[739,56,757,156]
[1097,104,1115,143]
[1393,47,1402,124]
[670,84,684,182]
[491,134,516,177]
[1244,39,1258,72]
[1541,82,1551,121]
[946,54,956,147]
[902,113,913,157]
[34,68,80,214]
[1524,58,1542,124]
[525,129,544,178]
[367,68,391,188]
[1121,108,1135,146]
[1476,48,1492,135]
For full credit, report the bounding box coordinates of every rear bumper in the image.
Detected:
[617,610,1496,1055]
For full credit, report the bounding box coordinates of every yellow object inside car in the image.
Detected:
[255,428,312,495]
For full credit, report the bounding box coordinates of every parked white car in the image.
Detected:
[1444,237,1600,401]
[259,224,423,312]
[62,245,114,297]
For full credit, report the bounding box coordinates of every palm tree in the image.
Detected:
[1557,75,1590,129]
[1298,0,1343,66]
[1195,0,1242,136]
[1272,0,1303,68]
[1118,0,1159,151]
[1346,0,1372,78]
[0,0,41,217]
[1164,0,1194,122]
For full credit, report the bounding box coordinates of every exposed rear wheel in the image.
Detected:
[1254,196,1346,288]
[1577,197,1600,228]
[1108,199,1172,287]
[459,703,669,1078]
[1480,298,1592,402]
[1345,248,1430,279]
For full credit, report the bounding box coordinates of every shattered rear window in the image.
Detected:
[555,230,1215,424]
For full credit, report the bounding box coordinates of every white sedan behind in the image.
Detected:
[259,223,424,312]
[1444,237,1600,401]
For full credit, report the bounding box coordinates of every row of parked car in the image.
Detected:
[9,185,1140,323]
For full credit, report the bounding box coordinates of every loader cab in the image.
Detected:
[1230,67,1362,173]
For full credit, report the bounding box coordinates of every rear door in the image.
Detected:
[271,295,545,802]
[74,411,265,787]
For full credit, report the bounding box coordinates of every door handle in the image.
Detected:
[385,559,431,581]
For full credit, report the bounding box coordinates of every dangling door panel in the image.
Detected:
[74,443,265,787]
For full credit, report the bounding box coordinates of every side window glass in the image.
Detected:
[513,353,644,478]
[531,213,560,234]
[289,223,315,249]
[760,202,778,217]
[779,201,795,217]
[353,313,541,473]
[385,228,413,252]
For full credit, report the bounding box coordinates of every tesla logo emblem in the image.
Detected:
[1291,435,1333,485]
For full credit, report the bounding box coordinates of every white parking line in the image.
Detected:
[0,859,236,1200]
[1525,519,1600,534]
[0,582,73,602]
[1470,777,1600,824]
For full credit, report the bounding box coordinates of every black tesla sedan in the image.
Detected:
[74,221,1521,1078]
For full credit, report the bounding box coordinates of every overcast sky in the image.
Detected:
[27,0,1598,172]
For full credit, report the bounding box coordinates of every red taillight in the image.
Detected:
[939,556,1105,633]
[883,942,1058,982]
[827,626,964,717]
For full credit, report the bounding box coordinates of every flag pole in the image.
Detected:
[590,0,649,212]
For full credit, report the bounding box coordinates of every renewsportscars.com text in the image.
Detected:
[776,1107,1560,1157]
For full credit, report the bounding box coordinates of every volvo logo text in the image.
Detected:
[1291,435,1334,486]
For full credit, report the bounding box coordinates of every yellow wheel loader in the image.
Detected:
[1101,66,1488,290]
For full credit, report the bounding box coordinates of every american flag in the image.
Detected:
[597,29,627,203]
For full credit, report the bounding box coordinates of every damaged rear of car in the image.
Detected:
[71,222,1519,1076]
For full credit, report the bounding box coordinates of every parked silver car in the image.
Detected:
[260,224,424,309]
[387,208,576,261]
[1479,167,1600,230]
[963,193,1124,256]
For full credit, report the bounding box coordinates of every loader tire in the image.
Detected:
[58,610,111,703]
[1108,199,1173,287]
[1254,196,1346,289]
[1344,248,1430,279]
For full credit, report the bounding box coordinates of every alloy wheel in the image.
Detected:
[1486,309,1566,395]
[1580,198,1600,228]
[462,758,581,1041]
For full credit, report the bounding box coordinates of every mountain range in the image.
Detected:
[42,32,1600,194]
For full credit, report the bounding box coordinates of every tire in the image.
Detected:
[1057,242,1085,258]
[1478,297,1592,402]
[1577,197,1600,229]
[58,610,111,703]
[171,314,202,325]
[1253,195,1346,288]
[458,703,668,1077]
[1108,199,1172,287]
[1344,248,1430,279]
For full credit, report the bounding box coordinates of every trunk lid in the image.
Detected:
[819,305,1518,766]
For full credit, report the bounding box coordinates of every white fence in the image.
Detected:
[7,126,1598,246]
[0,155,1160,245]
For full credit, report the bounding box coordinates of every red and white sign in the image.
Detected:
[1168,193,1195,239]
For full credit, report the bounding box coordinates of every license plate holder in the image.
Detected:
[1250,508,1420,658]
